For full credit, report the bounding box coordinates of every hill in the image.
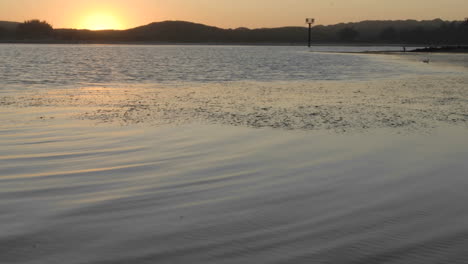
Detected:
[0,21,19,30]
[118,19,466,44]
[124,21,226,42]
[2,19,468,44]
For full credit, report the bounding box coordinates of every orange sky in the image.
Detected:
[0,0,467,30]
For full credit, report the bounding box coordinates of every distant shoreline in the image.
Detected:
[409,46,468,53]
[2,40,467,54]
[342,46,468,54]
[0,40,422,47]
[2,19,467,48]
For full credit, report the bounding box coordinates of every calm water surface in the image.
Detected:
[2,119,468,264]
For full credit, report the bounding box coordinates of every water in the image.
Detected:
[2,120,468,264]
[0,44,456,90]
[1,44,468,263]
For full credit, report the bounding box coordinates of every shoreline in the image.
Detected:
[0,40,424,47]
[409,46,468,53]
[3,41,467,54]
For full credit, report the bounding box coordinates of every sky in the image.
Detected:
[0,0,467,30]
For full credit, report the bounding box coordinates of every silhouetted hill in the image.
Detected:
[2,19,468,45]
[124,21,225,41]
[123,21,310,43]
[0,21,19,30]
[117,19,465,44]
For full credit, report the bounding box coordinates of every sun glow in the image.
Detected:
[79,13,123,30]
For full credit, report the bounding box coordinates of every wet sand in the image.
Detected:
[1,74,467,132]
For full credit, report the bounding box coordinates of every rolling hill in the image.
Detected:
[2,19,467,44]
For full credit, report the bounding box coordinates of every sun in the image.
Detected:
[79,13,123,30]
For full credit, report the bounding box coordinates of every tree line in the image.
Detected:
[0,20,53,39]
[338,18,468,45]
[1,18,467,45]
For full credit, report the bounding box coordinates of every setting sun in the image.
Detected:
[79,13,123,30]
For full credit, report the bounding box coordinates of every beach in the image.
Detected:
[1,45,468,263]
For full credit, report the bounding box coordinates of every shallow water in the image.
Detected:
[1,116,468,263]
